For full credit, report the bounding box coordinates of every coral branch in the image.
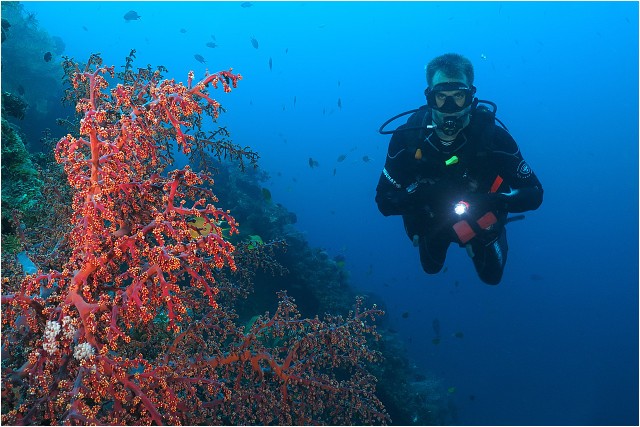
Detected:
[1,54,388,426]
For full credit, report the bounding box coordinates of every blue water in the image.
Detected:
[19,2,639,425]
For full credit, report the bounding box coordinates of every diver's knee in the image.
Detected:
[418,238,446,274]
[478,269,503,285]
[421,261,444,275]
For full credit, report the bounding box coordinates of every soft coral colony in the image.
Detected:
[1,53,389,425]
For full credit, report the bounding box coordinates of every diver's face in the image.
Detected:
[430,71,469,118]
[430,71,471,138]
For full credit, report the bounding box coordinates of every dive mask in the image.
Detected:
[425,82,477,113]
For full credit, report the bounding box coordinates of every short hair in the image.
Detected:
[426,53,474,87]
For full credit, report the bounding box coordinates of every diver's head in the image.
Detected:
[424,54,476,138]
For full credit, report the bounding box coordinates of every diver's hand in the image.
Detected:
[409,182,439,214]
[467,187,543,214]
[464,192,508,214]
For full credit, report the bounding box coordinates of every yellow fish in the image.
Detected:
[188,217,231,239]
[247,234,264,250]
[188,216,213,238]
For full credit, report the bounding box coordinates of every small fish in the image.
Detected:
[453,331,464,339]
[210,34,216,40]
[530,273,544,281]
[268,57,272,71]
[333,254,346,263]
[293,96,297,107]
[480,53,487,60]
[82,26,88,31]
[285,47,289,54]
[308,157,319,168]
[261,187,272,202]
[187,217,214,239]
[432,338,441,345]
[17,85,24,95]
[43,51,52,62]
[247,234,264,250]
[332,168,337,176]
[180,28,187,34]
[250,36,259,49]
[432,319,441,337]
[123,10,141,21]
[194,54,206,64]
[401,311,409,319]
[447,387,457,394]
[206,41,218,48]
[337,154,347,162]
[337,97,342,109]
[240,1,253,7]
[1,20,8,42]
[362,155,371,163]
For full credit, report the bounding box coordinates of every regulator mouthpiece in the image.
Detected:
[440,116,463,136]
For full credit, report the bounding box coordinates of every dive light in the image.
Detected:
[454,200,470,216]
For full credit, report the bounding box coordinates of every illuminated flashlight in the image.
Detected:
[454,200,470,216]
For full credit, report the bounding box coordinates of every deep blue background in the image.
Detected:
[20,2,639,425]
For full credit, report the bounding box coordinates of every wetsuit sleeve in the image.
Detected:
[375,130,422,216]
[491,127,544,213]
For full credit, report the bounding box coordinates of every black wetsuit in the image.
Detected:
[375,105,543,285]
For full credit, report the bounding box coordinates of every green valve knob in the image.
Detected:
[445,155,459,166]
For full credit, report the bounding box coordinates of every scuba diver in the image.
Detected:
[375,53,543,285]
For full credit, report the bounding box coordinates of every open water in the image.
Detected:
[14,2,640,425]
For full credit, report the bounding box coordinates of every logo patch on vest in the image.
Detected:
[516,160,532,179]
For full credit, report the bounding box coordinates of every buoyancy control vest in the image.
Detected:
[401,103,511,244]
[404,102,506,196]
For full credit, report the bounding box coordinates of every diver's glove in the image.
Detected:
[467,186,543,214]
[408,181,440,215]
[494,186,543,213]
[464,192,507,215]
